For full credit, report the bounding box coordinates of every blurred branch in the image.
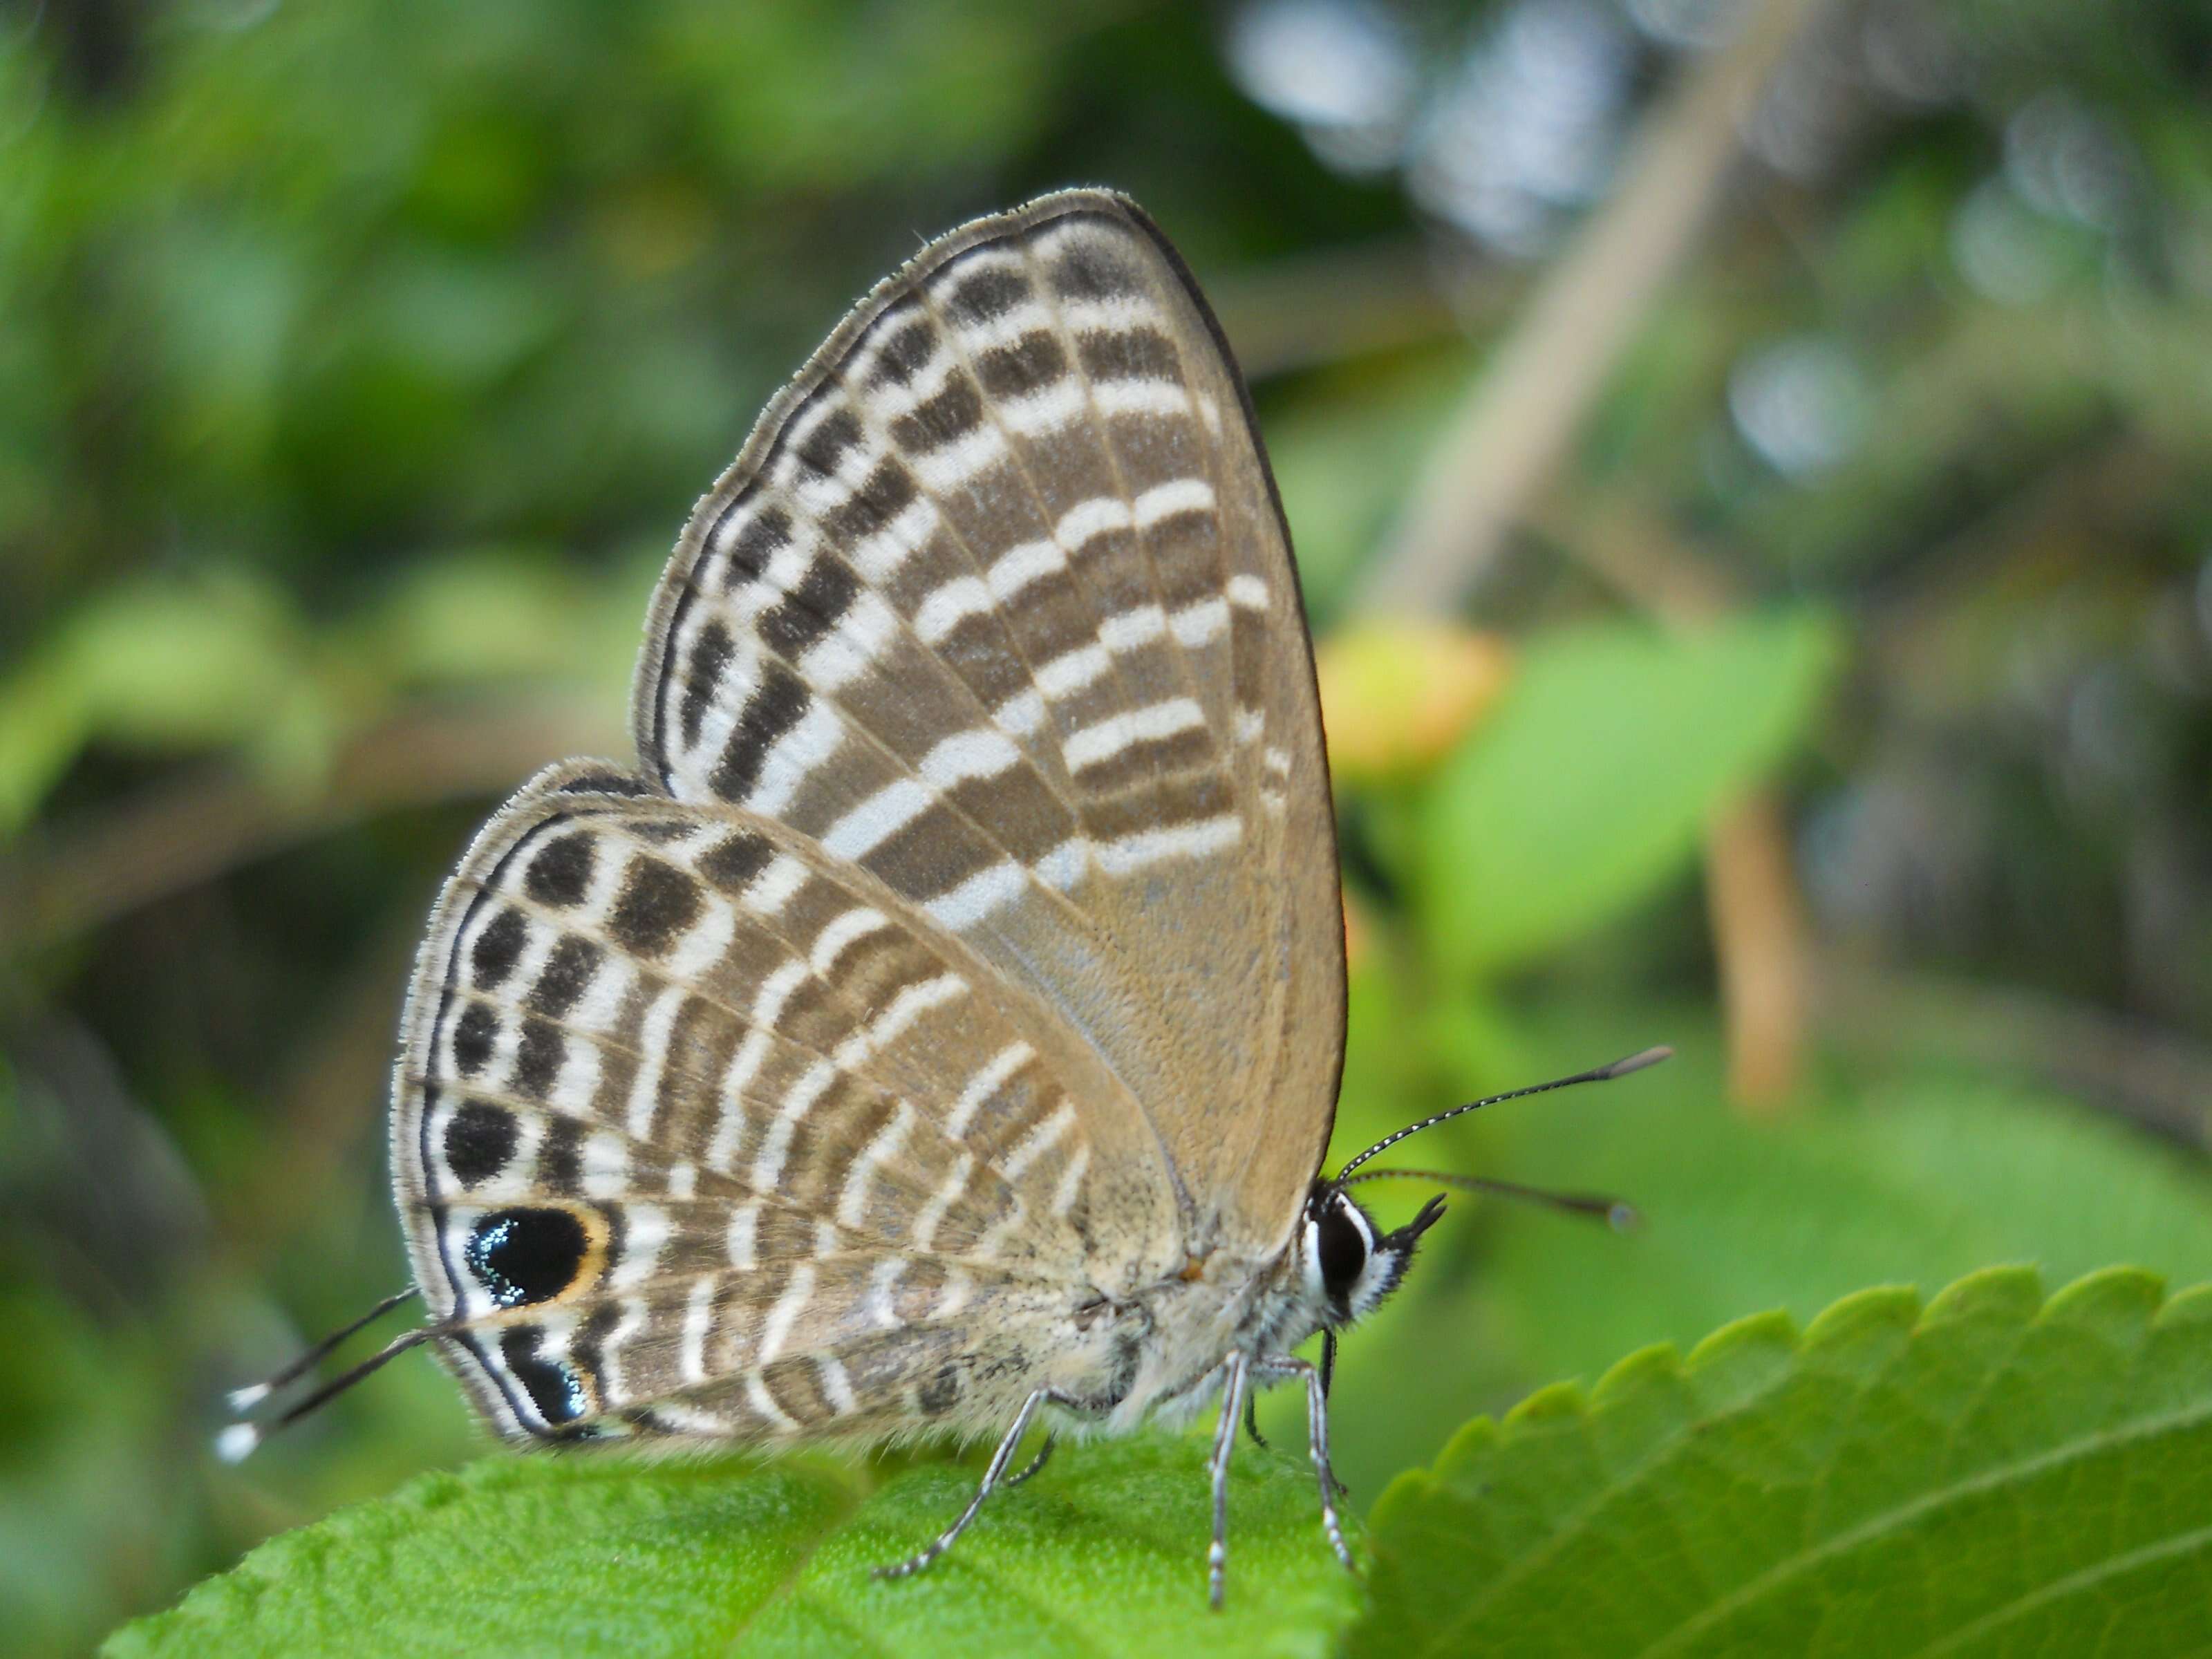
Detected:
[1817,957,2212,1149]
[1356,0,1828,617]
[1342,0,1837,1112]
[1705,794,1812,1114]
[1,696,618,959]
[1544,491,1744,620]
[1859,432,2162,703]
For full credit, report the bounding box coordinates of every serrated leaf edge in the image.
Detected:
[1366,1264,2211,1659]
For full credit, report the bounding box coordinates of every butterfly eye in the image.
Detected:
[1315,1197,1369,1305]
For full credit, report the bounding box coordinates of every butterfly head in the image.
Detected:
[1289,1047,1674,1338]
[1298,1181,1446,1329]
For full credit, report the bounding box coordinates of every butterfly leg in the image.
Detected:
[1255,1356,1356,1575]
[1004,1431,1058,1488]
[874,1388,1055,1583]
[1241,1387,1271,1451]
[1208,1351,1253,1609]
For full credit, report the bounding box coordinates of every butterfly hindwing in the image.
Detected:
[393,762,1171,1441]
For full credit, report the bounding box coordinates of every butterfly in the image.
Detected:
[220,187,1664,1606]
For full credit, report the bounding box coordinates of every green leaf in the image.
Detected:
[1476,1031,2212,1396]
[1302,1013,2212,1497]
[1354,1266,2212,1658]
[1418,612,1838,975]
[61,572,306,749]
[0,571,317,834]
[105,1437,1360,1658]
[0,657,84,841]
[371,549,599,685]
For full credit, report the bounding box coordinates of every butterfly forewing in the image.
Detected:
[636,194,1342,1244]
[391,191,1344,1449]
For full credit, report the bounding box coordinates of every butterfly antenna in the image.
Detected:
[1340,1168,1639,1230]
[217,1288,435,1463]
[1330,1046,1671,1188]
[224,1286,421,1414]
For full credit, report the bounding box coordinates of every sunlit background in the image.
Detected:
[5,1,2211,1651]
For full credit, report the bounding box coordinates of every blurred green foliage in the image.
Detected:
[1414,611,1839,975]
[4,0,2212,1653]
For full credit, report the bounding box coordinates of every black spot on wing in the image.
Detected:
[466,1207,590,1309]
[524,831,596,908]
[821,458,918,545]
[552,769,651,798]
[1078,327,1180,383]
[539,1116,584,1194]
[1047,227,1147,301]
[527,935,601,1019]
[976,330,1067,400]
[680,620,735,751]
[866,314,937,387]
[699,830,774,893]
[794,406,865,481]
[453,1004,498,1078]
[890,374,984,454]
[917,1363,960,1416]
[513,1016,565,1099]
[470,910,526,989]
[944,263,1029,324]
[724,504,793,583]
[444,1100,518,1188]
[498,1325,593,1428]
[608,858,704,957]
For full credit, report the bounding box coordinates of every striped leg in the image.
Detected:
[1004,1431,1058,1487]
[1208,1351,1252,1609]
[1255,1355,1355,1574]
[874,1387,1056,1582]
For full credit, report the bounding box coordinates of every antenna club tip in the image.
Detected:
[214,1423,263,1465]
[1607,1203,1642,1232]
[1604,1045,1674,1080]
[226,1382,271,1415]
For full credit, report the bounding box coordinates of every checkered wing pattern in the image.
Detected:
[389,191,1343,1445]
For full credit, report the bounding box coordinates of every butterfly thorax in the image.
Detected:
[992,1239,1317,1437]
[1043,1200,1367,1433]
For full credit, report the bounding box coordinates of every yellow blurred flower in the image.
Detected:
[1342,884,1374,973]
[1315,621,1513,786]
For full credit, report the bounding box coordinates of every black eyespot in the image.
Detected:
[465,1207,590,1308]
[1317,1197,1368,1305]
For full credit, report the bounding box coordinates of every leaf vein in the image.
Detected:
[1906,1521,2212,1658]
[715,1472,866,1655]
[1630,1398,2212,1658]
